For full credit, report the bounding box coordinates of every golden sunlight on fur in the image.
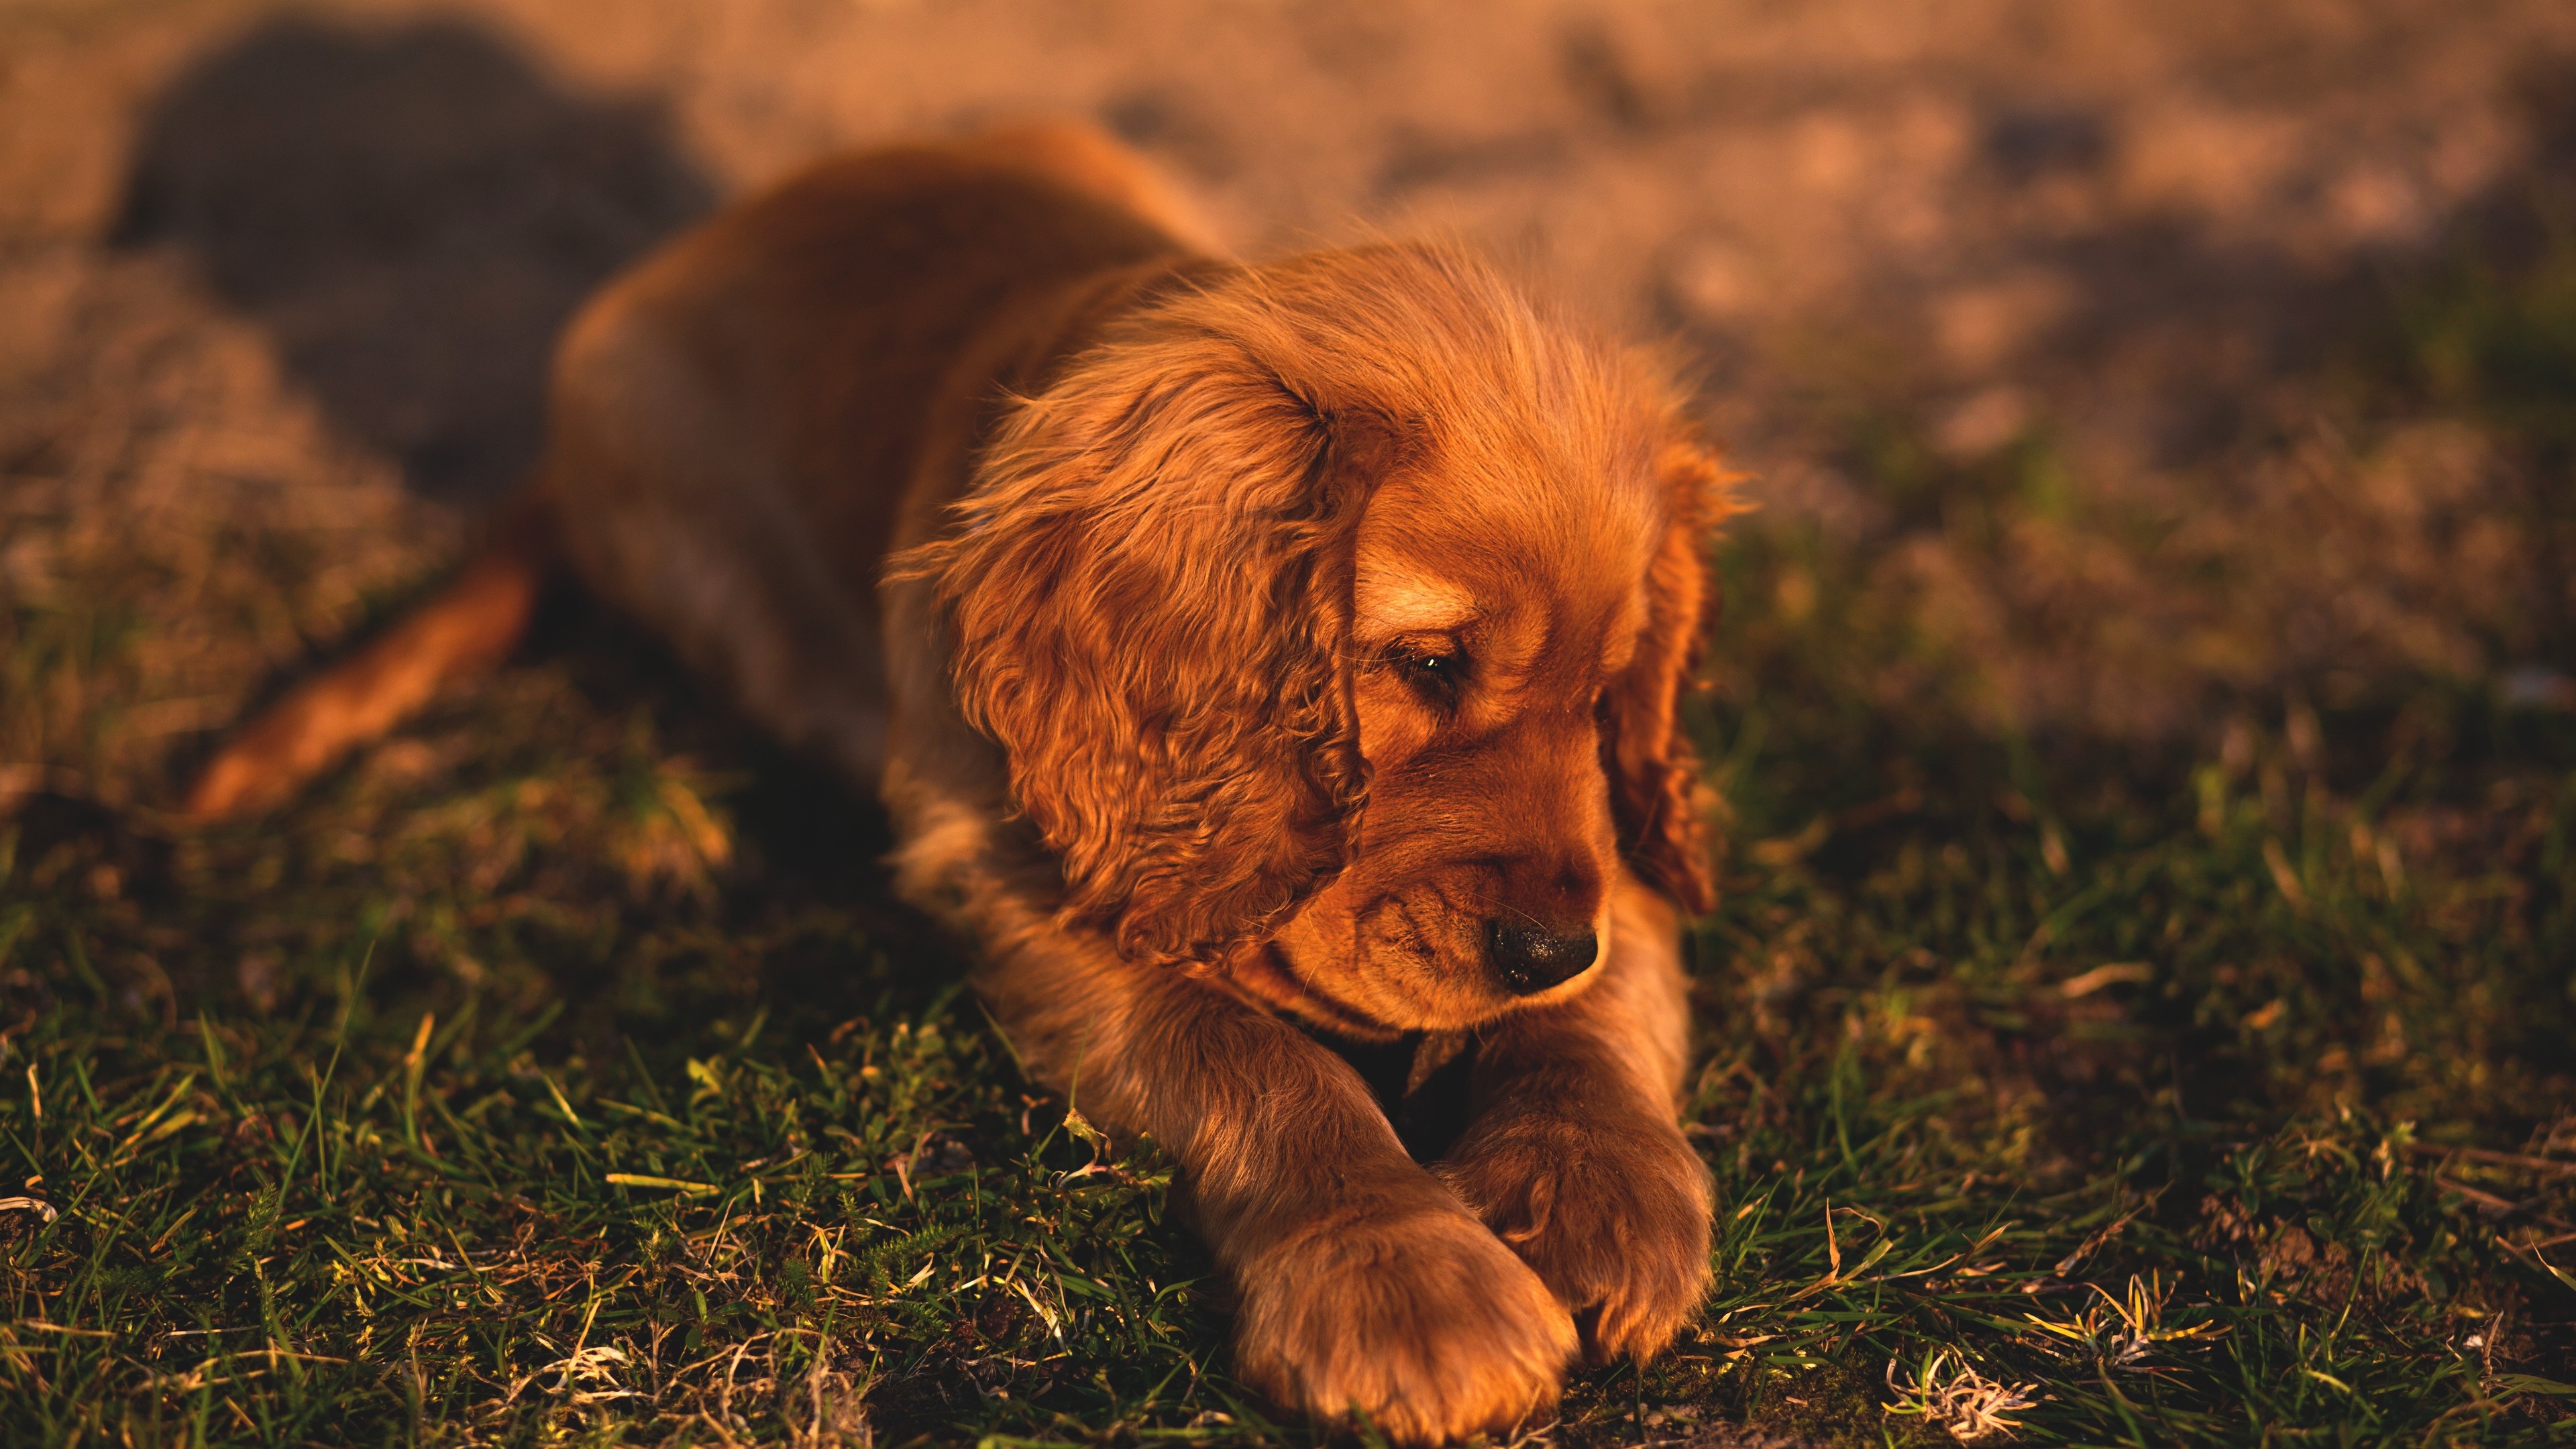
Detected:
[186,121,1737,1444]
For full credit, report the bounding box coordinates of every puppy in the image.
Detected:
[188,122,1731,1443]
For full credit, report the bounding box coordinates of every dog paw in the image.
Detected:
[1230,1199,1577,1444]
[1436,1116,1713,1366]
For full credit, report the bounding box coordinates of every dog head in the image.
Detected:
[930,244,1730,1030]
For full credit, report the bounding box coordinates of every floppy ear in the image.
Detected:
[919,334,1383,968]
[1600,432,1736,914]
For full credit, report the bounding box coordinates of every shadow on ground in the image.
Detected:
[111,16,717,502]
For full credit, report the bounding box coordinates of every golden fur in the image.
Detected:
[187,122,1732,1444]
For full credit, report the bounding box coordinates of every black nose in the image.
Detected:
[1485,920,1599,994]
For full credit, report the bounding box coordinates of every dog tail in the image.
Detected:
[182,494,555,822]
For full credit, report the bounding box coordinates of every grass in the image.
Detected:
[5,217,2576,1448]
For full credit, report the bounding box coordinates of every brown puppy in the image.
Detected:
[188,122,1731,1443]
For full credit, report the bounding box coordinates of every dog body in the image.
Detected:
[191,125,1725,1442]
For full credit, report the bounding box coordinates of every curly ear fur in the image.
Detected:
[918,254,1501,967]
[918,245,1735,960]
[1601,429,1739,914]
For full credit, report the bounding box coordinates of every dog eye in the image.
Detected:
[1390,645,1465,702]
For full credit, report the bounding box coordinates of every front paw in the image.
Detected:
[1436,1116,1713,1366]
[1230,1199,1578,1444]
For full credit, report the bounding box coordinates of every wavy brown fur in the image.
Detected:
[188,123,1733,1444]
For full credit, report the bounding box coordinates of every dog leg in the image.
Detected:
[969,919,1577,1444]
[539,295,892,789]
[182,496,551,820]
[1433,875,1715,1365]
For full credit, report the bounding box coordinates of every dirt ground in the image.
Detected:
[5,0,2575,814]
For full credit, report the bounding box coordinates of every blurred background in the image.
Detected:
[3,0,2572,799]
[5,5,2574,1440]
